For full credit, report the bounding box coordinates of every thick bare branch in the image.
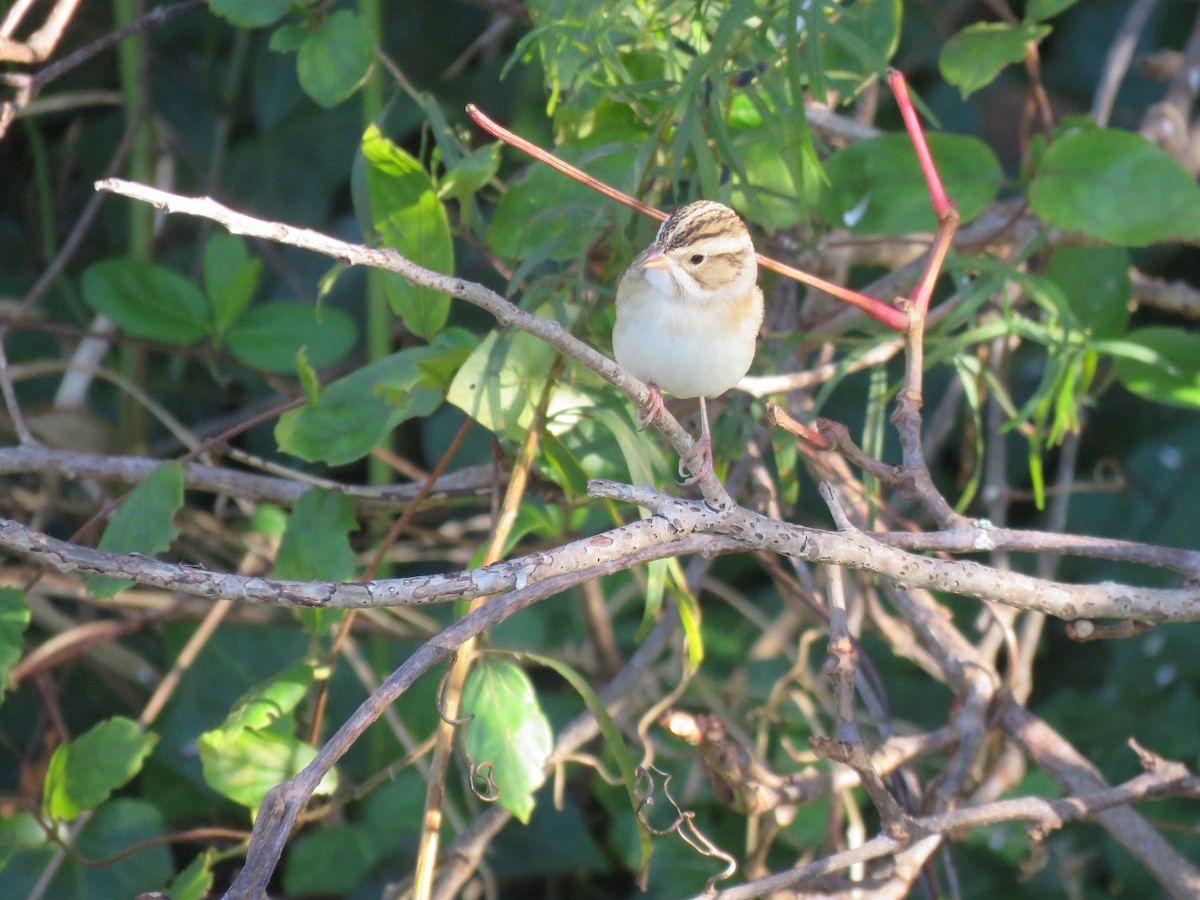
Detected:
[588,481,1200,623]
[0,513,745,608]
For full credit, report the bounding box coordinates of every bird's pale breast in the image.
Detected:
[613,279,762,399]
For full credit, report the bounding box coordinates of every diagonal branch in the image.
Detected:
[92,176,732,506]
[222,536,708,899]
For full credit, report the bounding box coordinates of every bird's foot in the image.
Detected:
[678,433,714,485]
[636,383,667,429]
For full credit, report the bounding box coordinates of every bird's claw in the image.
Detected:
[678,434,714,485]
[637,383,666,429]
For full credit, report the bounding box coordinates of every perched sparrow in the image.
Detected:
[613,200,764,483]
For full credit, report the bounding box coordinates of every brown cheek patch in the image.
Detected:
[691,253,744,292]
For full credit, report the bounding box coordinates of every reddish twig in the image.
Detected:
[568,72,959,539]
[465,105,910,331]
[886,69,960,317]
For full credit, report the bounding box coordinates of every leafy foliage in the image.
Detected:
[43,718,158,820]
[461,658,553,823]
[1029,125,1200,245]
[88,462,185,598]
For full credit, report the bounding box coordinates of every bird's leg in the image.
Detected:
[679,396,714,485]
[636,382,667,428]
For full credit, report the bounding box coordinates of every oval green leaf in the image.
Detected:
[81,259,210,344]
[438,142,501,202]
[203,233,261,338]
[356,124,454,340]
[488,146,636,263]
[0,587,29,698]
[1027,0,1083,21]
[226,302,356,373]
[296,10,374,108]
[939,22,1051,99]
[43,717,158,820]
[462,659,552,824]
[275,489,357,582]
[1029,129,1200,246]
[1042,245,1131,340]
[447,326,558,442]
[819,133,1002,234]
[198,729,334,809]
[216,661,315,735]
[1112,326,1200,409]
[276,338,466,465]
[88,461,184,598]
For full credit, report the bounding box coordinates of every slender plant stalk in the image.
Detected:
[412,362,561,899]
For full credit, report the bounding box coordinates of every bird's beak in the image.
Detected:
[635,246,672,270]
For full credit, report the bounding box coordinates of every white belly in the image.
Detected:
[613,290,759,399]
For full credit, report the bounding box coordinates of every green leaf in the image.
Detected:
[81,260,210,344]
[43,717,158,820]
[275,333,470,464]
[674,585,704,672]
[28,800,172,896]
[1027,0,1083,21]
[275,489,357,582]
[198,728,334,809]
[0,810,44,865]
[88,461,184,598]
[462,659,553,823]
[296,10,374,108]
[939,22,1051,99]
[196,660,337,807]
[252,504,288,540]
[1028,129,1200,245]
[819,133,1002,234]
[282,825,383,897]
[217,661,315,735]
[447,326,558,442]
[165,850,215,900]
[1043,246,1131,340]
[819,0,901,95]
[209,0,294,28]
[488,145,635,263]
[438,142,501,202]
[1112,327,1200,409]
[203,233,261,339]
[0,588,30,697]
[634,557,666,641]
[297,345,321,404]
[731,126,810,230]
[355,124,455,340]
[538,431,591,497]
[226,302,356,373]
[412,332,477,391]
[268,22,307,52]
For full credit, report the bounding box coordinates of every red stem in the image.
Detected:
[466,104,909,332]
[887,69,953,221]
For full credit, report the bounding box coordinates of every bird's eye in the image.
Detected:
[689,253,705,265]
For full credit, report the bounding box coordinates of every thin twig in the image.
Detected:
[93,176,733,507]
[465,104,909,331]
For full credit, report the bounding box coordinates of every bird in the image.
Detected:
[613,200,764,484]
